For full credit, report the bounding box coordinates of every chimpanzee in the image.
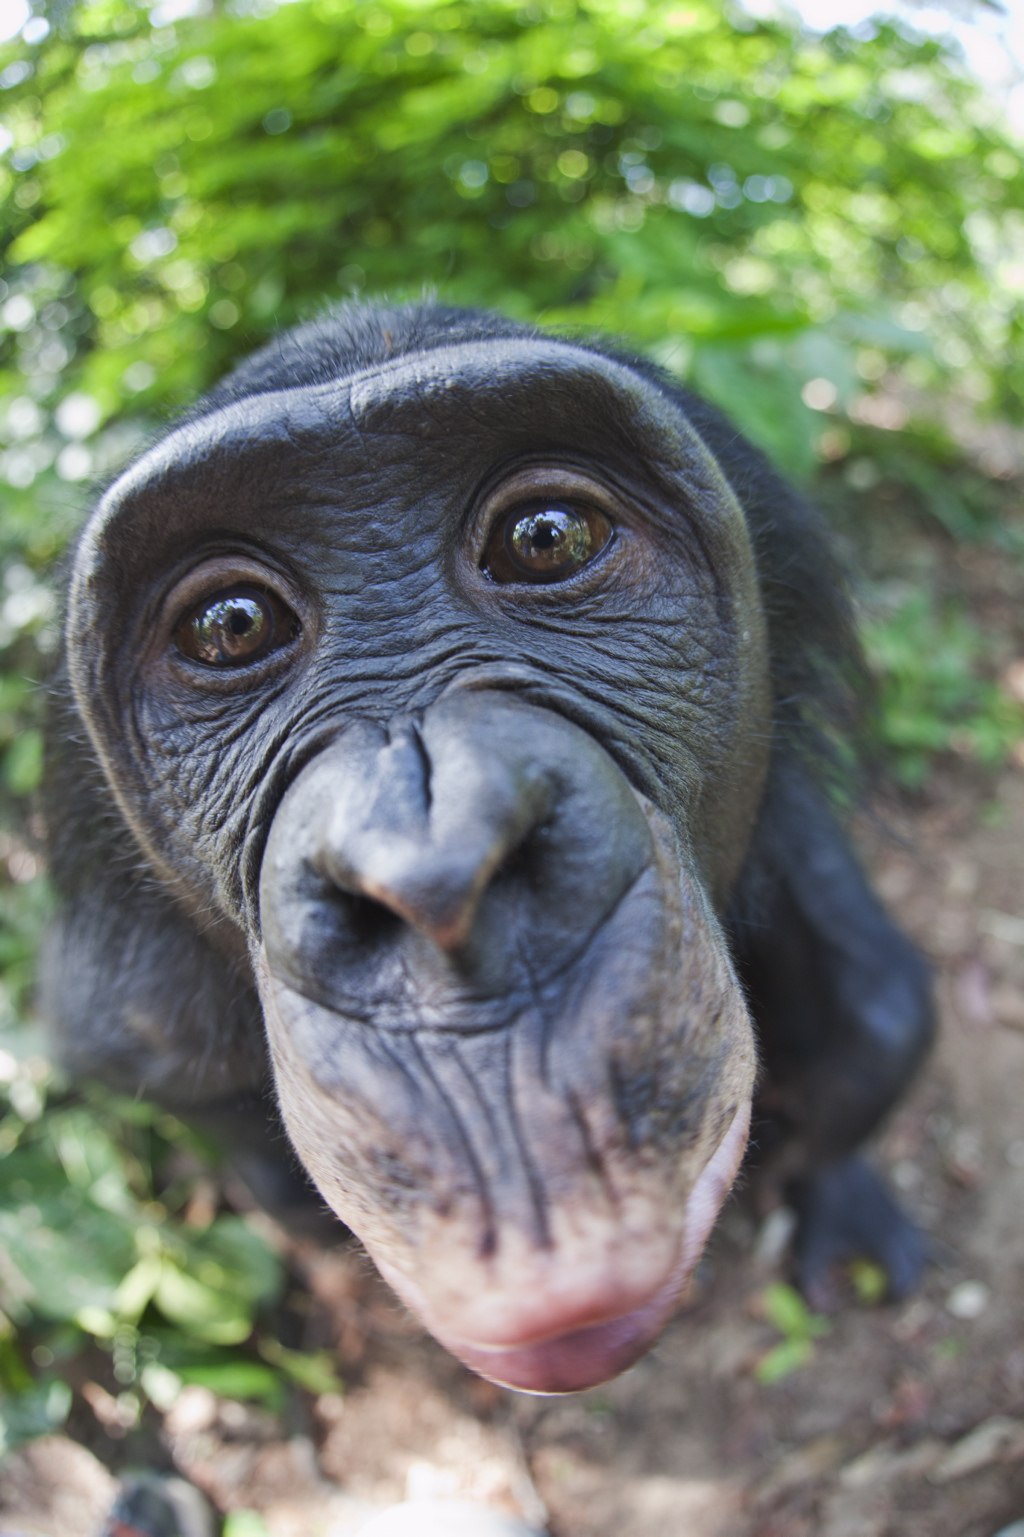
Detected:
[42,302,933,1395]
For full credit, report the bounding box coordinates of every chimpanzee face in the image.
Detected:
[65,328,770,1391]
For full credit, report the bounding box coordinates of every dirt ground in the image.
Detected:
[3,520,1023,1537]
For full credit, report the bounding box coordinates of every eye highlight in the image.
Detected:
[174,584,298,668]
[483,500,613,585]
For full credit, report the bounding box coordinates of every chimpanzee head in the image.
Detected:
[61,304,773,1391]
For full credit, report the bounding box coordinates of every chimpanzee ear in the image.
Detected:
[41,678,266,1109]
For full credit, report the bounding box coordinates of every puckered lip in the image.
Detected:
[375,1101,751,1395]
[433,1280,687,1395]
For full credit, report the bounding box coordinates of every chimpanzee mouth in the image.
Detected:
[374,1101,751,1394]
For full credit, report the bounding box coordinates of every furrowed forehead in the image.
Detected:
[67,336,749,666]
[76,338,730,550]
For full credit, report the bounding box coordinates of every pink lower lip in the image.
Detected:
[442,1276,686,1394]
[377,1103,752,1395]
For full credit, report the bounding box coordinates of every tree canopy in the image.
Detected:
[1,0,1022,532]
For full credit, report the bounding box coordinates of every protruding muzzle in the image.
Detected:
[257,691,756,1393]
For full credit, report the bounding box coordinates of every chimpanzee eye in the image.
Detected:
[174,584,298,667]
[483,501,613,584]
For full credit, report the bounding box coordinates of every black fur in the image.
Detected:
[43,302,934,1392]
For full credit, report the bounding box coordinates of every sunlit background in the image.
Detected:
[1,3,1022,1532]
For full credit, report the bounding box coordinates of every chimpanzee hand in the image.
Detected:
[789,1155,929,1312]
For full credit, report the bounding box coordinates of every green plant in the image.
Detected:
[755,1283,830,1384]
[2,0,1022,522]
[223,1516,272,1537]
[863,593,1024,787]
[0,1028,340,1454]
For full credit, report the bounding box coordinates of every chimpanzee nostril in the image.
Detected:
[331,889,405,952]
[301,718,557,956]
[497,817,553,886]
[262,693,654,1008]
[320,835,529,955]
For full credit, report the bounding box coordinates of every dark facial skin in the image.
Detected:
[65,336,769,1391]
[48,304,934,1395]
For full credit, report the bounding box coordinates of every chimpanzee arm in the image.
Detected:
[732,762,935,1302]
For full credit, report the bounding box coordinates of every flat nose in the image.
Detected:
[260,691,655,1014]
[314,719,555,953]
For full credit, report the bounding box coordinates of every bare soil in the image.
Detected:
[4,519,1023,1537]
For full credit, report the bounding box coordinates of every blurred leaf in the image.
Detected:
[4,729,43,796]
[173,1359,285,1409]
[760,1282,830,1342]
[849,1259,888,1305]
[182,1216,282,1310]
[0,1140,139,1323]
[223,1514,272,1537]
[0,1379,72,1455]
[259,1337,343,1396]
[690,344,819,476]
[0,1317,32,1394]
[863,594,1024,785]
[755,1283,830,1382]
[150,1215,281,1343]
[115,1255,164,1321]
[153,1263,259,1346]
[755,1336,814,1384]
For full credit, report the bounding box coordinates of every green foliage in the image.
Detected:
[863,593,1024,787]
[832,423,1024,551]
[755,1282,830,1383]
[1,0,1021,510]
[0,1026,302,1452]
[849,1258,888,1306]
[223,1514,272,1537]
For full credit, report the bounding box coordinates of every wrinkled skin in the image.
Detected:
[44,304,934,1394]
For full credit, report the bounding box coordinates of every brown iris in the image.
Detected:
[483,501,612,584]
[175,584,297,667]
